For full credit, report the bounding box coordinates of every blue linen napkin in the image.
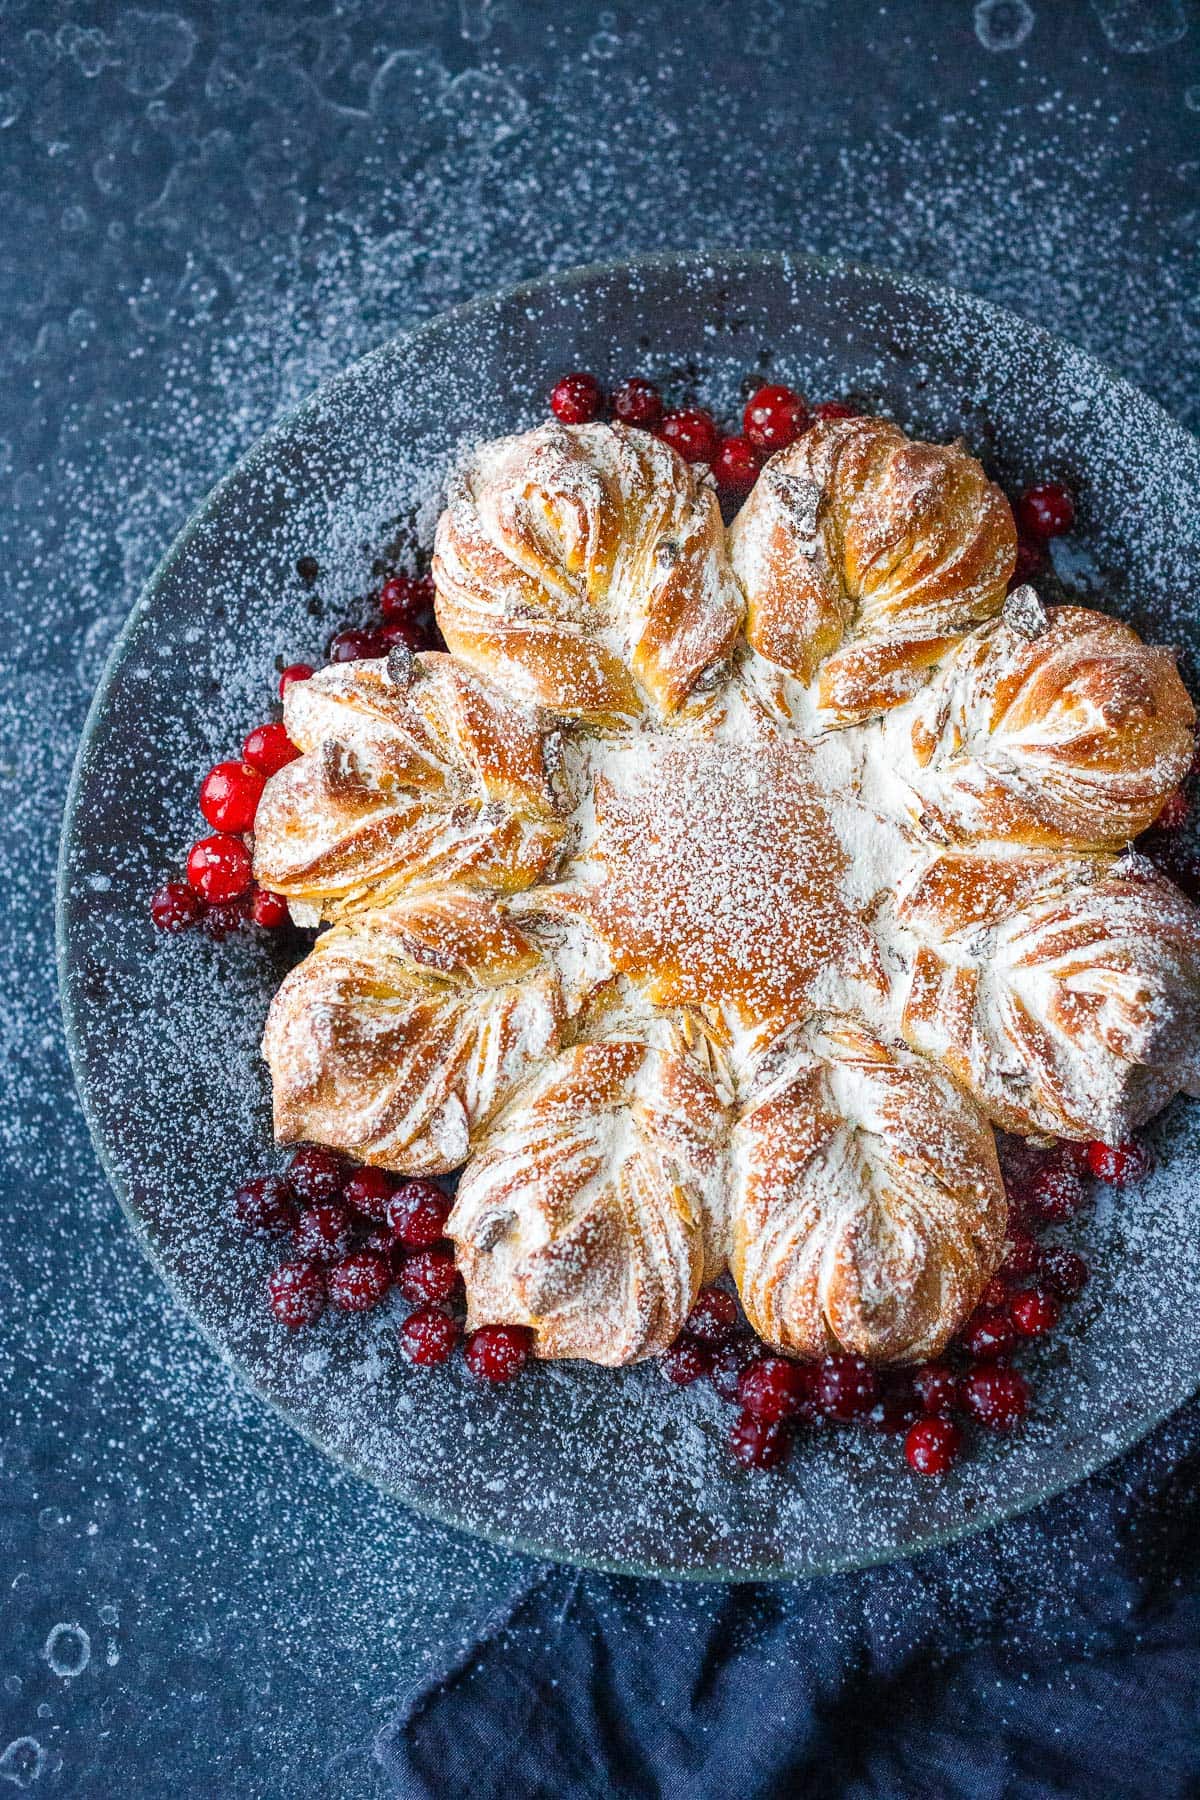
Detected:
[378,1400,1200,1798]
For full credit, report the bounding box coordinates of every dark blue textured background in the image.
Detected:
[3,1,1199,1793]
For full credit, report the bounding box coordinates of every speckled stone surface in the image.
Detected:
[3,1,1200,1793]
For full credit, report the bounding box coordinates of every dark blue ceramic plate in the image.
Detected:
[58,253,1200,1580]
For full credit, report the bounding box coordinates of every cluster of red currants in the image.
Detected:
[548,369,857,499]
[660,1130,1151,1477]
[238,1144,531,1383]
[323,569,441,667]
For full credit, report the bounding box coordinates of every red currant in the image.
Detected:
[682,1287,741,1346]
[327,1248,392,1312]
[960,1365,1030,1430]
[707,1340,755,1403]
[186,833,253,904]
[267,1259,326,1329]
[387,1180,452,1248]
[1011,537,1047,587]
[660,1339,711,1385]
[230,1173,295,1235]
[250,886,290,929]
[739,1355,810,1422]
[287,1144,346,1203]
[611,376,663,429]
[1017,481,1075,539]
[549,371,603,424]
[243,720,300,776]
[960,1308,1017,1362]
[978,1275,1011,1310]
[279,663,314,696]
[812,1354,879,1422]
[150,880,203,933]
[327,627,383,664]
[465,1324,532,1383]
[729,1411,792,1469]
[341,1165,394,1223]
[1000,1231,1042,1282]
[394,1246,461,1305]
[1154,788,1190,832]
[1023,1161,1087,1224]
[379,574,430,619]
[198,759,265,834]
[912,1363,959,1416]
[658,407,719,465]
[1009,1285,1060,1338]
[743,383,808,454]
[293,1201,354,1264]
[712,434,760,495]
[812,398,859,422]
[1086,1139,1153,1187]
[378,618,423,653]
[399,1305,459,1365]
[1040,1246,1089,1302]
[904,1416,961,1476]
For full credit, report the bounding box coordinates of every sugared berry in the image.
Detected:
[327,627,382,664]
[712,434,760,495]
[1009,1285,1060,1338]
[730,1411,792,1470]
[1017,481,1075,539]
[202,894,252,939]
[873,1381,921,1435]
[960,1308,1017,1362]
[912,1363,959,1416]
[293,1201,354,1263]
[1086,1138,1153,1187]
[738,1355,810,1422]
[287,1144,346,1203]
[279,663,314,696]
[960,1365,1030,1430]
[1154,787,1190,832]
[1011,537,1047,586]
[199,760,265,834]
[150,880,203,933]
[1024,1161,1087,1224]
[812,398,859,421]
[813,1354,879,1422]
[549,371,603,424]
[1000,1231,1042,1282]
[708,1340,755,1402]
[231,1173,295,1235]
[683,1286,741,1345]
[395,1246,461,1305]
[1040,1246,1089,1302]
[378,618,423,653]
[611,376,663,429]
[660,1338,711,1386]
[186,833,253,904]
[243,719,300,776]
[658,407,720,465]
[465,1323,532,1383]
[400,1305,459,1365]
[379,574,431,619]
[979,1275,1011,1310]
[267,1259,326,1329]
[327,1248,392,1312]
[250,886,290,928]
[904,1416,961,1476]
[743,383,808,454]
[342,1165,394,1223]
[387,1180,452,1248]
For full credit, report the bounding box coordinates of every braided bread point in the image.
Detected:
[900,854,1200,1140]
[252,654,566,920]
[729,414,1016,722]
[432,421,744,723]
[262,893,562,1174]
[730,1021,1005,1363]
[899,596,1195,849]
[446,1038,729,1363]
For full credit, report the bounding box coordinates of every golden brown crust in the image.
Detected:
[902,603,1195,848]
[730,1021,1005,1362]
[261,892,562,1173]
[729,415,1016,721]
[252,654,566,918]
[432,422,744,722]
[446,1037,729,1362]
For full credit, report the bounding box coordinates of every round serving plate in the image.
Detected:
[58,252,1200,1581]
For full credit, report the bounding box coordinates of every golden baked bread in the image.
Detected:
[254,416,1200,1367]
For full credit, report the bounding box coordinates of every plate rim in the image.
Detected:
[56,248,1200,1582]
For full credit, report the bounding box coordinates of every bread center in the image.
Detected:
[576,737,884,1025]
